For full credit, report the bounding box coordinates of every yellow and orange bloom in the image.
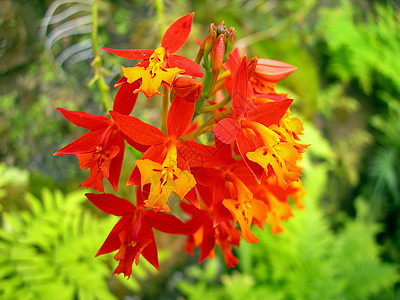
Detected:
[103,13,203,98]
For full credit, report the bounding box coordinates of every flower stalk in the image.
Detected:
[90,0,112,111]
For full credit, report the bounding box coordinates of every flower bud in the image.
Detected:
[210,35,225,72]
[254,59,297,82]
[224,27,236,61]
[173,77,204,103]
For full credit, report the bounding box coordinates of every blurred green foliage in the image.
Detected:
[0,165,163,299]
[1,0,400,299]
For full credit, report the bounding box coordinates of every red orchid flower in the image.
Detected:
[86,189,191,278]
[109,96,226,212]
[181,186,241,269]
[194,156,268,244]
[53,82,141,192]
[213,56,293,183]
[103,13,203,98]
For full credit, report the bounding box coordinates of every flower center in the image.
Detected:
[148,47,166,77]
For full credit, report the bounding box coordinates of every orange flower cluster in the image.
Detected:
[54,13,308,278]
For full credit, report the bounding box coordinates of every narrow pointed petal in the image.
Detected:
[213,180,232,225]
[167,54,203,78]
[127,166,141,186]
[54,130,103,156]
[86,193,136,216]
[146,210,192,234]
[127,144,167,186]
[177,141,230,168]
[102,47,154,60]
[184,187,201,209]
[236,130,264,182]
[198,217,216,264]
[110,110,167,145]
[167,95,195,139]
[108,132,125,191]
[95,216,131,256]
[231,56,248,118]
[225,48,241,73]
[213,117,241,144]
[124,135,151,153]
[57,108,111,130]
[161,13,194,54]
[247,99,293,127]
[112,77,140,115]
[194,167,223,186]
[141,235,160,271]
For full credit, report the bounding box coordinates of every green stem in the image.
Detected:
[91,0,111,111]
[155,0,165,38]
[161,86,169,133]
[181,115,215,140]
[194,69,213,116]
[198,94,231,113]
[181,108,232,141]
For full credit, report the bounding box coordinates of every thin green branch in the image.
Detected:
[90,0,112,111]
[155,0,165,38]
[198,94,231,113]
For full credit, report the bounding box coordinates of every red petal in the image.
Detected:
[214,135,233,159]
[57,107,111,130]
[247,99,293,127]
[141,241,159,270]
[195,168,223,186]
[127,166,141,186]
[102,47,154,60]
[231,56,248,118]
[185,188,200,209]
[127,144,167,185]
[198,217,215,264]
[112,78,140,115]
[213,117,241,144]
[95,216,130,256]
[236,131,264,183]
[225,48,241,74]
[54,130,103,155]
[108,132,125,192]
[167,54,203,78]
[177,141,229,168]
[161,13,194,54]
[138,220,160,271]
[213,181,232,225]
[86,193,136,216]
[167,95,195,139]
[146,210,192,234]
[124,135,151,153]
[255,58,297,82]
[114,76,127,87]
[110,110,167,145]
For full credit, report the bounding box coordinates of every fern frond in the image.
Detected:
[0,188,116,299]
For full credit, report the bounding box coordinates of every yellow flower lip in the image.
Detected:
[148,47,166,76]
[136,143,196,212]
[122,46,184,98]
